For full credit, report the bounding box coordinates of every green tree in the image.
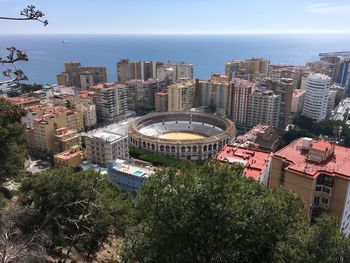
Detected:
[0,98,27,181]
[282,129,314,145]
[122,163,308,263]
[20,168,132,260]
[293,115,314,131]
[312,120,344,137]
[122,163,350,263]
[275,215,350,262]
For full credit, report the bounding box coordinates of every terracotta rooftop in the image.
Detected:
[6,97,41,106]
[55,149,81,160]
[214,145,271,181]
[91,83,125,89]
[273,138,350,179]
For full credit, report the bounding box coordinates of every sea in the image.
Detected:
[1,34,350,84]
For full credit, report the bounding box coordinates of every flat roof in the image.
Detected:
[274,138,350,179]
[90,131,123,142]
[214,145,271,181]
[110,159,155,178]
[55,150,81,160]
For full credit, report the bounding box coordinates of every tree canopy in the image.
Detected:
[20,168,132,261]
[0,98,27,181]
[122,163,350,263]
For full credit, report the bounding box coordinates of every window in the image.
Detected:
[321,198,329,206]
[315,185,331,194]
[316,174,334,187]
[280,172,286,185]
[314,196,320,206]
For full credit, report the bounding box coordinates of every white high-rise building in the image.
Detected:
[156,62,193,82]
[302,73,331,122]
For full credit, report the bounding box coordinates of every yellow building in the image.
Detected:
[26,116,56,152]
[25,109,83,153]
[33,106,84,131]
[270,138,350,236]
[155,92,168,112]
[167,80,196,111]
[200,79,229,114]
[54,127,80,153]
[54,146,84,168]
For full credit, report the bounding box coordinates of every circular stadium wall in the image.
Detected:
[128,112,236,161]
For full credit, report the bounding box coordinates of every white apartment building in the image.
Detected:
[156,62,193,82]
[302,73,331,122]
[91,83,128,123]
[85,131,129,165]
[81,104,97,129]
[246,90,281,129]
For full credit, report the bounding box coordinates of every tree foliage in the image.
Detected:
[282,129,314,146]
[0,98,27,181]
[293,115,315,130]
[122,163,350,263]
[129,146,194,168]
[20,168,132,260]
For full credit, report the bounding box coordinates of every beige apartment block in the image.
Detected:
[155,92,168,112]
[270,138,350,236]
[54,145,84,168]
[54,127,80,153]
[167,80,196,112]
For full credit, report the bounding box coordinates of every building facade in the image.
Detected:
[85,131,129,165]
[57,62,107,88]
[227,78,255,128]
[167,80,196,112]
[225,58,269,81]
[117,59,160,83]
[270,138,350,235]
[302,73,331,122]
[126,79,165,112]
[91,83,128,123]
[291,89,305,115]
[155,92,168,112]
[156,62,193,82]
[54,146,84,168]
[200,79,230,114]
[108,159,155,192]
[246,90,281,129]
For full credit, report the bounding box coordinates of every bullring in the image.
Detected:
[128,112,235,161]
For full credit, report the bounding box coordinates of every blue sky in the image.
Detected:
[1,0,350,34]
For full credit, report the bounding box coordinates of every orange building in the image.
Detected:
[270,138,350,235]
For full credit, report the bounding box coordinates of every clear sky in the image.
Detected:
[1,0,350,34]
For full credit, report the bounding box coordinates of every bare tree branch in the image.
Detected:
[0,5,48,86]
[0,5,48,26]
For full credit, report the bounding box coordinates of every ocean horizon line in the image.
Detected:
[2,32,350,37]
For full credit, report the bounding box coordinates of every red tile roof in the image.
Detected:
[214,145,271,181]
[273,138,350,179]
